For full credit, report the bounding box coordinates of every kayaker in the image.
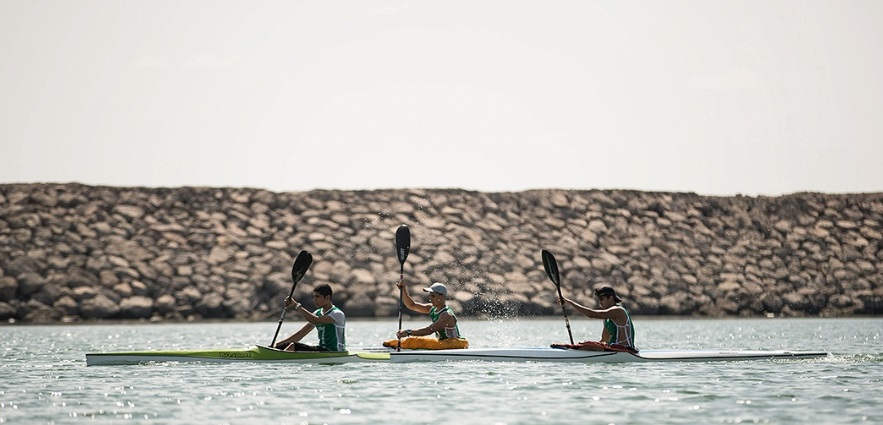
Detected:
[274,283,346,352]
[385,282,468,349]
[555,286,637,353]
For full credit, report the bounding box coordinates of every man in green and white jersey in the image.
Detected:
[559,286,636,352]
[274,284,346,352]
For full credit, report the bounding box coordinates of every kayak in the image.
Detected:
[383,336,469,350]
[85,345,388,366]
[86,346,829,366]
[385,348,830,363]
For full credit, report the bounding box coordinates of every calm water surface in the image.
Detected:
[2,317,881,424]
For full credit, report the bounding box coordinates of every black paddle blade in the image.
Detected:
[541,249,560,286]
[290,250,313,285]
[395,225,410,264]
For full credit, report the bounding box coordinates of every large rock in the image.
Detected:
[118,296,154,319]
[17,272,46,297]
[0,302,15,320]
[80,294,121,319]
[0,276,18,300]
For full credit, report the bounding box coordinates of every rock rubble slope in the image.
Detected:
[1,184,881,323]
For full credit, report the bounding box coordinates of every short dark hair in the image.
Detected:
[594,286,623,303]
[313,284,333,297]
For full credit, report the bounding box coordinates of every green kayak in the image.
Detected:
[85,345,389,366]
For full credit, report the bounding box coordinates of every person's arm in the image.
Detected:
[396,281,431,314]
[397,311,455,338]
[563,298,627,322]
[276,323,315,347]
[285,297,336,325]
[296,307,336,324]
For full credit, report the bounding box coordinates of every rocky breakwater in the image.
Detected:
[1,184,881,323]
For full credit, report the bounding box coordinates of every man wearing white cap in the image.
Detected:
[385,281,468,349]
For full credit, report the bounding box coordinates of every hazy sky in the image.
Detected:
[2,1,881,196]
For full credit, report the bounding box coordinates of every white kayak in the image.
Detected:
[385,347,829,363]
[86,346,829,366]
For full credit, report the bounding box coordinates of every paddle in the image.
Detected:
[270,250,314,348]
[395,225,411,351]
[542,249,574,345]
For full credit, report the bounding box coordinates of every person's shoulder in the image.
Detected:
[438,306,456,316]
[610,305,628,314]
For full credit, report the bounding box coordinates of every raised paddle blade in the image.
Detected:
[541,249,560,286]
[290,250,313,292]
[395,225,410,265]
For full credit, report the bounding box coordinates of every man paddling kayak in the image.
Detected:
[385,282,468,349]
[274,284,346,352]
[555,286,637,353]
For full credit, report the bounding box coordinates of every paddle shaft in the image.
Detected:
[542,249,574,345]
[396,264,404,351]
[555,283,575,345]
[270,251,312,347]
[270,284,298,348]
[394,225,410,352]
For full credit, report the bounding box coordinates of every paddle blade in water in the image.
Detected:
[396,225,410,264]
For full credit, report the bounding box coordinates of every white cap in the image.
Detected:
[422,282,448,296]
